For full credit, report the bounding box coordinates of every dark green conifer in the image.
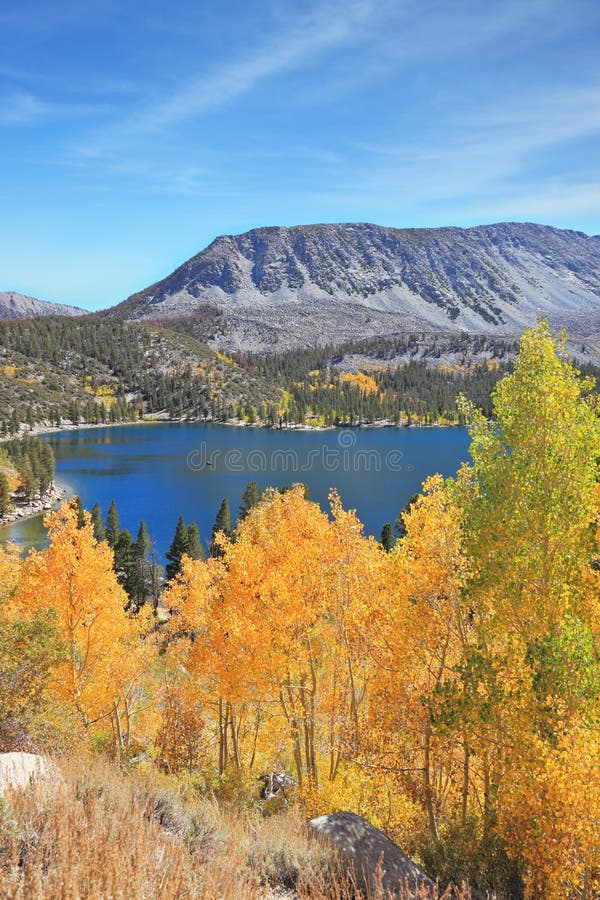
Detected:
[186,522,205,560]
[132,520,152,606]
[90,503,105,542]
[105,499,120,548]
[73,496,86,528]
[0,473,11,517]
[380,522,395,553]
[211,498,233,557]
[238,481,263,523]
[115,528,136,599]
[395,492,420,538]
[166,515,190,581]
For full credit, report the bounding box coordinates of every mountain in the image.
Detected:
[108,222,600,352]
[0,291,85,320]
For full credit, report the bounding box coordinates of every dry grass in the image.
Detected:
[0,757,468,899]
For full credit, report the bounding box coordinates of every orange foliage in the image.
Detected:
[13,501,151,746]
[340,371,379,395]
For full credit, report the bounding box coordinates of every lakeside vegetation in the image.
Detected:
[1,322,599,898]
[0,437,56,520]
[4,314,590,434]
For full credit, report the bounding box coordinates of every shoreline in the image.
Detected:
[0,481,70,530]
[16,414,461,441]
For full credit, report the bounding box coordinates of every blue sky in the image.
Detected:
[1,0,599,310]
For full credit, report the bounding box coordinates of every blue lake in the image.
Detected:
[0,423,470,559]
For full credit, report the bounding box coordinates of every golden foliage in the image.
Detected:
[1,322,599,897]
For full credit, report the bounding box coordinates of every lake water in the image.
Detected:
[0,423,470,559]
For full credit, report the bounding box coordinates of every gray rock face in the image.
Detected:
[111,222,600,351]
[0,291,85,320]
[0,752,61,796]
[309,811,436,898]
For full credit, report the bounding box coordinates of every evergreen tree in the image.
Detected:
[166,515,190,581]
[211,498,233,557]
[38,445,55,494]
[0,472,11,517]
[380,522,395,552]
[133,520,151,605]
[239,481,263,522]
[114,528,135,599]
[134,519,150,561]
[395,492,421,538]
[19,460,36,501]
[73,495,86,529]
[105,499,120,548]
[186,522,205,560]
[90,503,106,543]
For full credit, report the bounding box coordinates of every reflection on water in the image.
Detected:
[2,423,471,560]
[0,514,49,552]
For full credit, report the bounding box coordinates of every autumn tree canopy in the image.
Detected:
[0,321,598,899]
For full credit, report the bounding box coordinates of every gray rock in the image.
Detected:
[0,752,62,797]
[108,222,600,355]
[0,290,85,320]
[309,811,436,898]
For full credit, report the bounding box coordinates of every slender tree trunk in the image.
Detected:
[230,708,241,769]
[461,738,469,827]
[112,701,123,760]
[249,705,261,771]
[423,721,439,840]
[280,683,303,787]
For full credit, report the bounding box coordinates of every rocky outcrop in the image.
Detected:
[0,291,85,320]
[0,753,61,796]
[109,222,600,351]
[309,811,436,898]
[0,483,65,527]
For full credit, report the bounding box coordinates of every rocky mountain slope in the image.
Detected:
[109,222,600,352]
[0,291,85,320]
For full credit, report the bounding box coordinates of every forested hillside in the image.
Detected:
[1,323,599,899]
[0,316,276,434]
[2,316,600,434]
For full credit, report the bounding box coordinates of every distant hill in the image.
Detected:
[107,222,600,352]
[0,291,86,320]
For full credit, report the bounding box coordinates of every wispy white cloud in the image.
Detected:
[140,0,372,130]
[72,0,375,156]
[351,82,600,205]
[0,89,108,127]
[0,91,50,126]
[461,181,600,222]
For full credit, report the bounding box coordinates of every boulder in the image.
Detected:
[309,811,436,898]
[0,752,61,797]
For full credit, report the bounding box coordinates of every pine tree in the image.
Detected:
[105,499,120,549]
[133,520,151,605]
[114,528,135,599]
[211,498,233,557]
[186,522,205,560]
[380,522,395,552]
[20,460,36,501]
[0,472,11,517]
[166,515,190,581]
[239,481,263,522]
[90,503,106,543]
[38,445,55,494]
[395,492,420,537]
[73,496,86,529]
[134,520,150,561]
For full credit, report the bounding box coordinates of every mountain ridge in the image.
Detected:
[106,221,600,352]
[0,291,85,320]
